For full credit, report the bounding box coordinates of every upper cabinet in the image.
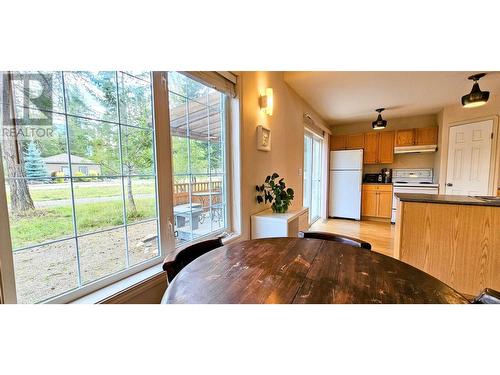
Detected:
[330,135,347,150]
[330,133,365,150]
[415,127,438,145]
[378,131,395,164]
[395,127,438,147]
[363,131,394,164]
[346,133,365,149]
[395,129,415,146]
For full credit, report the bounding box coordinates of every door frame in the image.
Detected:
[443,116,499,196]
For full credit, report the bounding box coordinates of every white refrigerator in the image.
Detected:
[329,149,363,220]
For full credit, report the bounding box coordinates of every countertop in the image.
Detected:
[362,182,392,185]
[395,193,500,207]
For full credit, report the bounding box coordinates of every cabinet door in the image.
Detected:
[377,191,393,218]
[346,133,364,149]
[330,135,347,150]
[395,129,415,146]
[416,127,438,145]
[361,189,378,216]
[378,131,394,164]
[363,133,379,164]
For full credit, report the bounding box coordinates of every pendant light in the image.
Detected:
[461,73,490,108]
[372,108,387,130]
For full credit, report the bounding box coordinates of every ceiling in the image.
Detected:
[284,71,500,125]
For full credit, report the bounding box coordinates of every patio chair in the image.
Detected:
[298,231,372,250]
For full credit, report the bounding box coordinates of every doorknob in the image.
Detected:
[446,183,453,187]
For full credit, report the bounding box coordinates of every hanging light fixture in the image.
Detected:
[461,73,490,108]
[372,108,387,130]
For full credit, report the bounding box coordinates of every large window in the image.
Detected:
[167,72,228,247]
[0,71,160,303]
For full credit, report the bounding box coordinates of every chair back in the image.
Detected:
[298,231,372,250]
[163,237,223,282]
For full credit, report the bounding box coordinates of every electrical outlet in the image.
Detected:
[298,168,302,176]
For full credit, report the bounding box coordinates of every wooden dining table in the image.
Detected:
[163,237,469,304]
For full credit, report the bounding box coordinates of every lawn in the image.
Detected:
[7,179,155,202]
[27,181,156,201]
[10,198,157,249]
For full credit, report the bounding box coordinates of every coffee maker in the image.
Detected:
[381,168,392,183]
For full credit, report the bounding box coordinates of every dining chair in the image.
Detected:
[163,237,224,283]
[298,231,372,250]
[471,288,500,304]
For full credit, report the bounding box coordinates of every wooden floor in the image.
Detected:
[310,218,395,257]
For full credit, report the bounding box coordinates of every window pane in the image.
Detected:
[13,239,78,304]
[64,71,118,122]
[12,71,65,114]
[168,72,227,249]
[73,177,124,235]
[118,72,153,128]
[121,125,155,175]
[78,227,127,285]
[68,117,120,176]
[127,220,159,266]
[125,176,157,224]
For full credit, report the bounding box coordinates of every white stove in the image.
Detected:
[391,169,439,223]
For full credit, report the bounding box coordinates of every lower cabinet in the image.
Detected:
[361,184,393,219]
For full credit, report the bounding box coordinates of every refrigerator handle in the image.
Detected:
[359,174,362,192]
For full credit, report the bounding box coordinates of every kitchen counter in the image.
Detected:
[362,182,392,185]
[395,193,500,207]
[394,194,500,296]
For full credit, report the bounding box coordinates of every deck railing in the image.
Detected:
[173,181,223,206]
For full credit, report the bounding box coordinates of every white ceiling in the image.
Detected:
[284,71,500,125]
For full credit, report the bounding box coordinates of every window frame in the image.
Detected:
[0,72,171,303]
[0,71,237,304]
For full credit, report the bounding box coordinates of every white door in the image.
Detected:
[445,120,493,195]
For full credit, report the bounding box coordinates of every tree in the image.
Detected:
[24,141,48,180]
[1,72,35,214]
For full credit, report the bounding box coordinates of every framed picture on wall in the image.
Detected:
[257,125,271,151]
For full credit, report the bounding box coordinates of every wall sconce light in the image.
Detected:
[259,88,273,116]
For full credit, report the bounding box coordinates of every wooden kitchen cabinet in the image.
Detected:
[361,184,393,219]
[416,127,438,145]
[395,126,438,146]
[395,129,415,146]
[378,131,394,163]
[363,133,379,164]
[363,131,394,164]
[346,133,365,149]
[377,190,393,218]
[361,189,378,216]
[330,135,347,150]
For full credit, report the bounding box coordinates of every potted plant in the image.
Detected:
[255,173,294,213]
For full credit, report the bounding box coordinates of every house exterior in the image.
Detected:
[43,154,101,176]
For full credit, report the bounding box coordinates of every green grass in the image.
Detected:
[27,182,155,201]
[11,198,156,249]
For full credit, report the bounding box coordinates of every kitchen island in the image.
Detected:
[394,193,500,296]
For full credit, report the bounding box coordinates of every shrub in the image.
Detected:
[88,169,100,181]
[51,171,65,183]
[74,171,86,182]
